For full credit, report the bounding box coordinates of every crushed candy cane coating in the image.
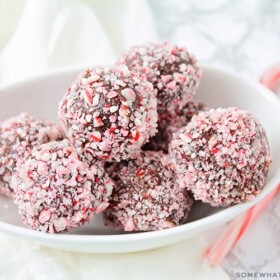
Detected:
[118,42,201,114]
[58,65,158,163]
[105,151,193,231]
[0,113,64,196]
[14,140,114,233]
[170,107,272,207]
[143,101,207,153]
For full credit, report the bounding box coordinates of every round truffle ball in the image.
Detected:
[14,140,115,233]
[169,107,272,207]
[118,42,201,114]
[143,101,207,153]
[104,151,193,231]
[58,65,158,163]
[0,113,64,196]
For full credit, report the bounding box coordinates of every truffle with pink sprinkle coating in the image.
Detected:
[0,113,64,196]
[58,65,158,163]
[14,140,115,233]
[143,101,207,153]
[169,107,272,207]
[118,42,201,114]
[104,151,193,231]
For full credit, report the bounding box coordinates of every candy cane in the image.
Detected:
[259,65,280,90]
[204,184,280,266]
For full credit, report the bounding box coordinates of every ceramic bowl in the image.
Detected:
[0,65,279,253]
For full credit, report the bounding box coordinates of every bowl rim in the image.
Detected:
[0,64,280,244]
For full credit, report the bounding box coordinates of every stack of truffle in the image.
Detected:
[0,42,272,234]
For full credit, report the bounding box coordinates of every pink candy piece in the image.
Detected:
[124,218,135,231]
[121,88,136,102]
[39,209,51,224]
[83,88,94,105]
[107,91,118,99]
[166,80,176,90]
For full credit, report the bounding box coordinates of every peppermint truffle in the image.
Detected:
[118,42,201,114]
[58,65,158,163]
[170,107,272,207]
[14,140,115,233]
[0,113,64,196]
[105,151,193,231]
[143,101,207,153]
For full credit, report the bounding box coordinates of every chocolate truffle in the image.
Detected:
[0,113,64,196]
[58,65,158,163]
[105,151,193,231]
[14,140,115,233]
[118,42,201,114]
[170,107,272,207]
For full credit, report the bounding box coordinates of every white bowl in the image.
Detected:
[0,65,280,254]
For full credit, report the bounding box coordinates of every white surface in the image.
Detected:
[0,65,280,255]
[0,234,229,280]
